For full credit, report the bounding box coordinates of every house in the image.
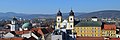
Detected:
[51,29,76,40]
[102,24,116,38]
[3,32,15,38]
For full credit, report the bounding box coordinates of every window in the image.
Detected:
[70,25,72,28]
[84,28,85,29]
[70,18,72,20]
[95,28,97,29]
[81,30,82,32]
[78,28,79,29]
[82,34,85,36]
[80,34,82,36]
[92,30,94,32]
[57,39,59,40]
[58,25,60,27]
[95,34,98,36]
[92,34,95,37]
[95,31,96,33]
[58,18,60,20]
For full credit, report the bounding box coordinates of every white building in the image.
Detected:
[56,10,74,34]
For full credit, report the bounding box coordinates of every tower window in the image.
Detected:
[70,25,72,28]
[70,18,72,20]
[58,25,60,27]
[58,18,60,20]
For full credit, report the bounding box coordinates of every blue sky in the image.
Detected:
[0,0,120,14]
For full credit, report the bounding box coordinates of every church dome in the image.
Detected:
[57,10,62,16]
[69,10,74,16]
[22,22,32,28]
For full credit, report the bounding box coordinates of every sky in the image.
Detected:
[0,0,120,14]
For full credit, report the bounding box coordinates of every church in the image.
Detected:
[56,9,75,34]
[55,9,101,37]
[51,10,76,40]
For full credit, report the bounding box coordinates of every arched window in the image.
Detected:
[58,18,60,20]
[70,18,72,20]
[70,25,72,28]
[58,25,60,27]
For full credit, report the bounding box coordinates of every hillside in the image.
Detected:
[0,10,120,19]
[77,10,120,18]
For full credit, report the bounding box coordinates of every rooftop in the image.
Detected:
[75,21,102,27]
[103,24,116,30]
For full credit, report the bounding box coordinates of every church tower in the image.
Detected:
[68,10,74,29]
[11,17,18,31]
[56,10,62,29]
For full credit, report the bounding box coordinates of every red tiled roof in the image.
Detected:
[104,24,116,30]
[31,27,54,35]
[0,38,24,40]
[15,30,30,34]
[46,27,54,33]
[31,28,44,35]
[110,38,120,40]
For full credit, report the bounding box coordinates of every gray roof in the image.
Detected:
[75,21,102,27]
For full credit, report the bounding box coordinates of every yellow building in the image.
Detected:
[102,30,116,38]
[74,21,102,37]
[102,24,116,38]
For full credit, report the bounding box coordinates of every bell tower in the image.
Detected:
[56,10,62,29]
[11,17,18,31]
[68,9,74,29]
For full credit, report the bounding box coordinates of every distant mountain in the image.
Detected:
[77,10,120,18]
[0,10,120,19]
[0,12,84,19]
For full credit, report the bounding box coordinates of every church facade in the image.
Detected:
[56,10,75,34]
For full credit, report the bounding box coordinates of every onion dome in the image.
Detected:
[69,10,74,16]
[22,22,32,28]
[57,10,62,16]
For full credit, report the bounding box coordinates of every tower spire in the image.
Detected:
[57,9,62,16]
[69,9,74,16]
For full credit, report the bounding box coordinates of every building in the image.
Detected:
[51,29,76,40]
[51,30,67,40]
[76,37,104,40]
[74,21,102,37]
[55,10,76,40]
[56,10,75,35]
[102,24,116,38]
